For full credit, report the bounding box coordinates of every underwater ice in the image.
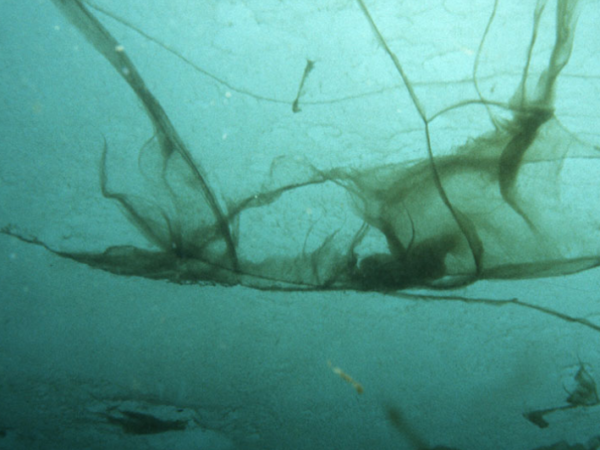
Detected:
[4,0,600,293]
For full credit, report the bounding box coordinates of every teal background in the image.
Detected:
[1,1,600,449]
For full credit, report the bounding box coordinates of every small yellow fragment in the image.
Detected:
[328,361,364,395]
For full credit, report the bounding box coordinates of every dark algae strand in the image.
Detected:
[4,0,599,294]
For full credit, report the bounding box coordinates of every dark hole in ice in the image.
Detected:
[105,410,188,435]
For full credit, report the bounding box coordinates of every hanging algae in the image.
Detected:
[4,0,600,292]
